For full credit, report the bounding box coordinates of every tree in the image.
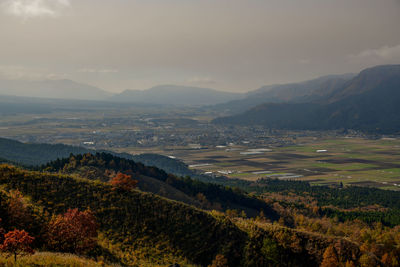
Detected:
[359,253,377,267]
[256,210,267,222]
[110,173,138,191]
[0,229,34,262]
[381,253,392,266]
[321,245,339,267]
[226,209,239,218]
[6,190,32,229]
[345,260,356,267]
[208,254,229,267]
[261,237,279,265]
[46,209,98,253]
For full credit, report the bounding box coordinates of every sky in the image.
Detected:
[0,0,399,93]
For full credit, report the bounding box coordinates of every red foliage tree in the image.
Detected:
[0,229,34,262]
[110,172,138,191]
[46,209,98,254]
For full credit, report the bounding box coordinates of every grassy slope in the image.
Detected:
[0,252,106,267]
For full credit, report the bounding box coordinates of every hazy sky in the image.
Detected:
[0,0,399,93]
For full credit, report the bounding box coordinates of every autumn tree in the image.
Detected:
[321,245,339,267]
[6,190,32,229]
[381,253,392,266]
[225,209,239,218]
[359,253,378,267]
[196,192,211,209]
[208,254,229,267]
[110,172,138,191]
[345,260,356,267]
[46,209,98,253]
[0,229,34,262]
[256,210,267,222]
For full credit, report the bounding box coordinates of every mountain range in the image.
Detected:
[109,85,243,106]
[0,80,243,105]
[214,73,356,114]
[2,64,400,133]
[0,79,112,100]
[214,65,400,133]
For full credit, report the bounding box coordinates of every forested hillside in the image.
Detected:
[40,152,275,217]
[0,138,90,166]
[0,137,197,178]
[1,143,400,265]
[0,164,372,266]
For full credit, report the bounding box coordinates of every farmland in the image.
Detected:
[121,137,400,191]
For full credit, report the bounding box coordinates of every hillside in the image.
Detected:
[0,137,194,176]
[0,137,90,166]
[214,65,400,133]
[0,79,112,101]
[40,152,276,217]
[109,85,243,106]
[214,73,354,114]
[0,164,376,266]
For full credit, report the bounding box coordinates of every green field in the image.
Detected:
[158,137,400,190]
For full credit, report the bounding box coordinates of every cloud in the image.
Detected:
[0,65,67,80]
[2,0,70,18]
[350,44,400,61]
[78,68,119,74]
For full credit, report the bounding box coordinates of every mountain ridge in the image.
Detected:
[0,79,112,101]
[109,84,244,106]
[213,65,400,133]
[214,73,355,114]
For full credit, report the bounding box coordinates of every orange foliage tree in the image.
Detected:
[321,245,339,267]
[208,254,229,267]
[0,229,34,262]
[46,208,98,254]
[110,172,138,191]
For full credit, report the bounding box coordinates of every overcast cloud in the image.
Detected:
[2,0,69,18]
[0,0,399,92]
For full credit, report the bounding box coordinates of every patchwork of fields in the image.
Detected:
[123,137,400,190]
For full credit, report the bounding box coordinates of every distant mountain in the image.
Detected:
[215,74,355,114]
[214,65,400,133]
[325,65,400,102]
[109,85,244,106]
[0,79,112,100]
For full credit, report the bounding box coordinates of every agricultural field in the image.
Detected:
[122,137,400,191]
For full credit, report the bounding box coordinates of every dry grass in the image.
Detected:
[0,252,112,267]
